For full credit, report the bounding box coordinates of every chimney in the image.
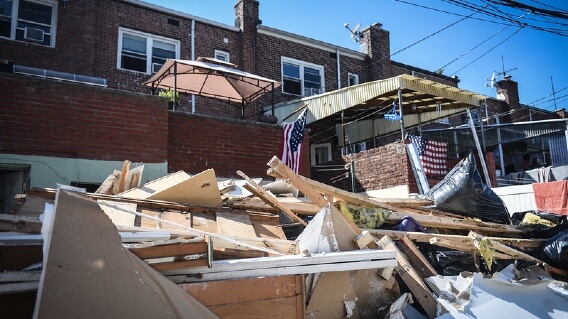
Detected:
[234,0,259,74]
[360,23,392,81]
[495,76,520,109]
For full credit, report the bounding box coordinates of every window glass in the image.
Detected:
[314,146,329,164]
[282,58,324,96]
[0,0,12,37]
[214,50,229,62]
[15,0,53,46]
[348,73,359,86]
[119,28,179,74]
[283,62,300,79]
[151,40,175,71]
[18,0,51,25]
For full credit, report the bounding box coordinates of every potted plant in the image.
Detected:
[158,89,180,110]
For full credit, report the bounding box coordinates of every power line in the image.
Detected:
[450,25,524,76]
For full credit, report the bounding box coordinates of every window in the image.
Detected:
[436,117,449,124]
[342,141,367,155]
[311,143,332,166]
[214,50,229,62]
[118,27,179,74]
[348,73,359,86]
[0,0,57,47]
[281,57,324,96]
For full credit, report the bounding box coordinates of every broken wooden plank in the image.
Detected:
[118,170,190,198]
[268,157,376,248]
[99,201,285,256]
[94,173,118,194]
[387,211,523,235]
[397,236,438,279]
[237,170,306,226]
[268,156,399,211]
[0,214,42,234]
[129,241,208,260]
[377,236,437,319]
[226,197,320,215]
[216,211,258,238]
[366,228,543,251]
[354,230,375,249]
[117,160,131,193]
[146,169,221,207]
[150,259,209,271]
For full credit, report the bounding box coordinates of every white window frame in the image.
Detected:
[436,117,449,124]
[281,56,325,97]
[117,27,180,75]
[348,73,359,86]
[0,0,58,47]
[311,142,332,166]
[214,49,230,62]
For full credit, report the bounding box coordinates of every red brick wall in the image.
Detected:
[0,74,168,163]
[312,141,411,192]
[167,112,310,179]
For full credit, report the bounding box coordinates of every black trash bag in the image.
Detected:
[536,230,568,271]
[427,152,511,224]
[511,210,568,238]
[418,243,512,276]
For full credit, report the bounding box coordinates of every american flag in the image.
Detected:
[409,135,448,177]
[282,109,308,173]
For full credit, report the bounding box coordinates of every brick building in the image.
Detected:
[2,0,563,202]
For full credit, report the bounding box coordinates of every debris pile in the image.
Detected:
[1,156,567,318]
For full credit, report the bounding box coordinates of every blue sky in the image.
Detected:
[145,0,568,112]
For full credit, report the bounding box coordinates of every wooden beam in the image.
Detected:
[267,157,377,248]
[397,236,438,279]
[377,236,437,319]
[117,160,131,193]
[268,156,399,211]
[365,228,543,251]
[0,214,42,234]
[387,211,523,235]
[129,241,208,259]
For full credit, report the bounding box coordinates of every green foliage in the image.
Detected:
[158,89,180,101]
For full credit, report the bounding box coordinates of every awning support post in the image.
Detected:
[467,108,492,188]
[173,62,178,111]
[398,88,405,140]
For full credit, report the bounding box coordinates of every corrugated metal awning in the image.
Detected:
[267,75,489,135]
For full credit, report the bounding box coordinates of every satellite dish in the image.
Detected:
[344,22,363,42]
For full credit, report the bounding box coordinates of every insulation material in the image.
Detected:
[33,189,218,319]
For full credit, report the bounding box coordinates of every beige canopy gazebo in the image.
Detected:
[145,58,281,117]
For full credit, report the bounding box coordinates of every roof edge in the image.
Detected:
[122,0,240,31]
[258,26,366,60]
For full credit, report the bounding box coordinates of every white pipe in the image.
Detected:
[336,49,341,89]
[191,19,196,113]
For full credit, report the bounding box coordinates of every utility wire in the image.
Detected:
[436,10,526,71]
[450,25,524,76]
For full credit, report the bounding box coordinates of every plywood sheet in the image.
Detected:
[216,211,256,238]
[34,189,218,319]
[306,271,359,319]
[190,212,219,234]
[148,169,222,206]
[97,200,137,227]
[181,275,303,319]
[252,219,287,240]
[119,171,190,199]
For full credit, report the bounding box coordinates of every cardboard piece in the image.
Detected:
[119,170,190,199]
[33,189,218,319]
[148,169,221,206]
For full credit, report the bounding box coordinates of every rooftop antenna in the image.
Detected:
[344,22,363,42]
[485,55,517,88]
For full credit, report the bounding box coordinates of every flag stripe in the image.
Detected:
[281,109,308,174]
[409,135,448,177]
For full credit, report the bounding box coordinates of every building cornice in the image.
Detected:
[258,26,366,60]
[122,0,241,31]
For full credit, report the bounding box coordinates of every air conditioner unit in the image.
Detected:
[24,27,44,42]
[152,62,163,73]
[304,87,320,97]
